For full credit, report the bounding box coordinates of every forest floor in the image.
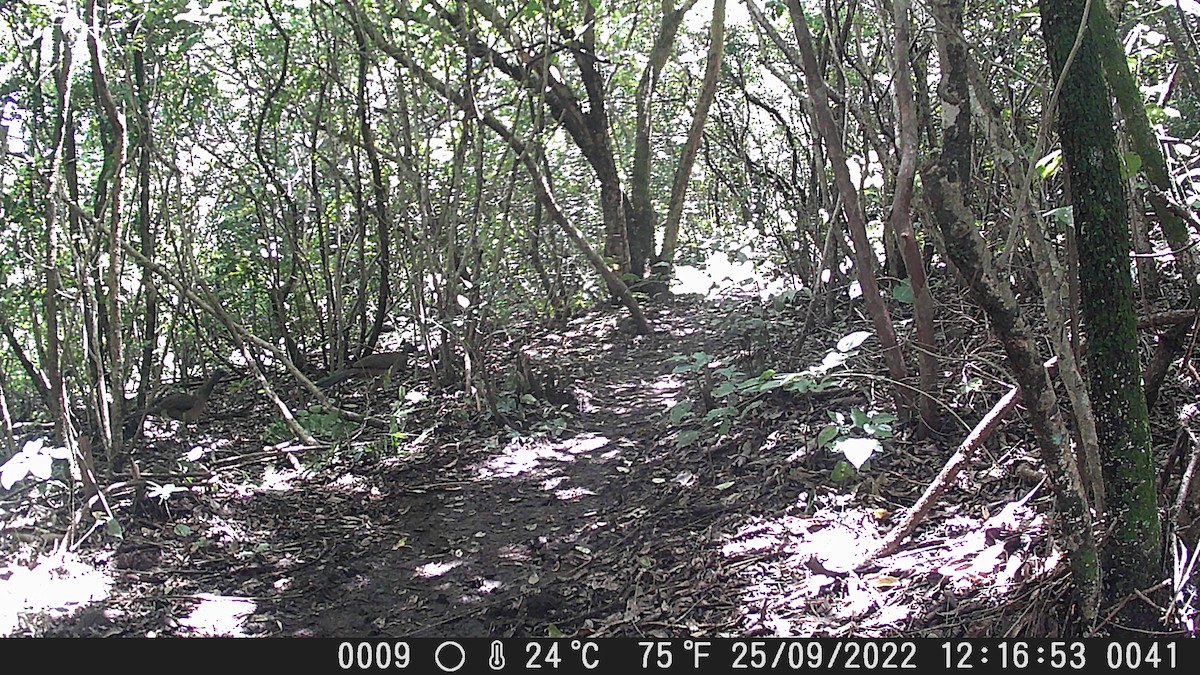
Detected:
[3,293,1091,637]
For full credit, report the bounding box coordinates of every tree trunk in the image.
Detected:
[785,0,909,411]
[653,0,727,296]
[352,18,392,353]
[629,0,699,279]
[1040,0,1162,630]
[885,0,940,432]
[133,23,158,448]
[42,20,76,445]
[924,0,1100,624]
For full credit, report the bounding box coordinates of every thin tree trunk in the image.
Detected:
[629,0,700,279]
[351,18,393,354]
[884,0,939,432]
[784,0,909,411]
[42,20,76,445]
[133,23,158,450]
[88,0,130,467]
[655,0,727,294]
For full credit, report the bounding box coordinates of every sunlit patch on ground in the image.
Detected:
[256,465,305,492]
[416,560,462,578]
[724,493,1054,635]
[177,593,256,637]
[476,433,611,481]
[0,553,112,636]
[551,485,596,501]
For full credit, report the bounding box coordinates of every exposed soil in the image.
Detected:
[1,295,1110,637]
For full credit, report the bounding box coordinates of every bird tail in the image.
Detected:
[316,370,357,388]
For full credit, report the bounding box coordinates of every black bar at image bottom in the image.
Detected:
[10,637,1196,672]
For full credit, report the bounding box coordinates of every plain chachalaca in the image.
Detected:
[146,368,227,422]
[316,349,414,389]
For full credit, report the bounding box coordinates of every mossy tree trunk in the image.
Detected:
[923,0,1100,623]
[1039,0,1163,631]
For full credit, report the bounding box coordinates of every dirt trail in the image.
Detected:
[19,296,1067,638]
[252,297,735,637]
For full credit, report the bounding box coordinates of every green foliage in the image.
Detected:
[668,350,834,449]
[1043,206,1074,227]
[1120,151,1143,181]
[669,351,712,373]
[1035,149,1063,179]
[384,386,428,441]
[266,404,351,443]
[818,407,896,446]
[817,408,896,481]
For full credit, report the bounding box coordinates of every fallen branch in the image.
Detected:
[1138,310,1197,330]
[854,386,1020,569]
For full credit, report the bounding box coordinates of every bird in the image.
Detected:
[144,368,227,423]
[316,348,415,389]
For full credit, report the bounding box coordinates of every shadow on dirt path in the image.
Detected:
[256,298,741,637]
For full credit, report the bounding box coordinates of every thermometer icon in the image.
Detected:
[489,640,506,670]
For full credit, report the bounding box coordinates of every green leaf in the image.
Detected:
[863,422,893,438]
[892,278,914,304]
[669,400,693,424]
[1035,149,1063,179]
[757,378,783,392]
[712,381,738,397]
[850,408,870,428]
[772,289,798,310]
[817,424,840,447]
[715,480,736,491]
[830,459,856,482]
[1121,151,1143,180]
[1043,206,1074,227]
[676,430,701,447]
[705,406,738,421]
[781,374,816,392]
[174,523,192,536]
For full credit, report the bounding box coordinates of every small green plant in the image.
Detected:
[296,404,352,439]
[668,351,833,448]
[817,408,897,481]
[389,386,426,439]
